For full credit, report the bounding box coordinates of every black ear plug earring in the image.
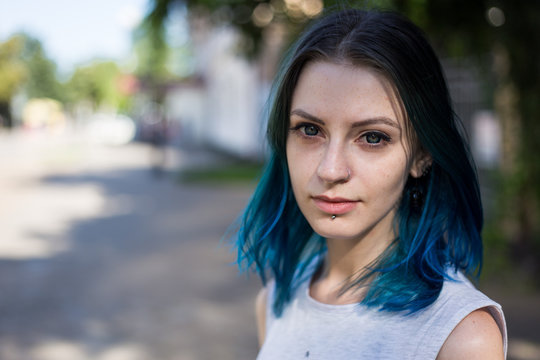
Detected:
[410,185,424,209]
[410,166,431,210]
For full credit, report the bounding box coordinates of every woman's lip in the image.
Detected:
[312,196,359,215]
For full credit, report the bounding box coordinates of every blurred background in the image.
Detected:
[0,0,538,359]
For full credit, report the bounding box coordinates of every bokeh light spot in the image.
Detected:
[252,3,274,28]
[487,7,505,27]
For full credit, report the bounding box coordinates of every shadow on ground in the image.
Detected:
[0,166,260,360]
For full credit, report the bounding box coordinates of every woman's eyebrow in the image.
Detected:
[351,117,401,130]
[290,109,325,125]
[290,109,400,129]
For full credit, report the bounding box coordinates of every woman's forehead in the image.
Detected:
[288,60,419,150]
[292,61,406,124]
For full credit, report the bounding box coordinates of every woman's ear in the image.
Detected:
[410,151,432,178]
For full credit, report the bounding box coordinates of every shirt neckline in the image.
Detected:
[301,274,363,314]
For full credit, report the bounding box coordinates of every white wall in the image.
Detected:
[194,26,265,158]
[164,86,206,144]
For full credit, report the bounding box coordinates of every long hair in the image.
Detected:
[235,9,483,316]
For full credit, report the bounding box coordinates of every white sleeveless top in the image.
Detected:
[258,272,507,359]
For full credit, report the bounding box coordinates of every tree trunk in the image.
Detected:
[0,101,12,128]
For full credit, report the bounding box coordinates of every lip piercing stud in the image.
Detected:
[331,215,337,220]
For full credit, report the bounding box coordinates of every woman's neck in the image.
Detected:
[310,222,395,305]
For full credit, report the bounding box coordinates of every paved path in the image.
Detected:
[0,130,260,360]
[0,129,538,360]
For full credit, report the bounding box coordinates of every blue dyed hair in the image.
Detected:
[235,9,483,316]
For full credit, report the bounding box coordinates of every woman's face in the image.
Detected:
[286,61,426,243]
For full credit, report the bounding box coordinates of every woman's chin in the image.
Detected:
[310,220,360,241]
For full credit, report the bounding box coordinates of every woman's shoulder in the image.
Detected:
[423,271,507,358]
[436,307,505,359]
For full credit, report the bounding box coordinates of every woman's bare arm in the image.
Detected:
[437,308,505,360]
[255,287,268,348]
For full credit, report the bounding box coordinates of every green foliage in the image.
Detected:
[16,34,63,101]
[134,0,171,82]
[64,61,132,112]
[0,36,27,102]
[0,33,63,101]
[134,24,169,81]
[141,0,326,59]
[0,33,62,126]
[0,31,135,123]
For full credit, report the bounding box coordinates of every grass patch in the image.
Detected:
[178,162,264,184]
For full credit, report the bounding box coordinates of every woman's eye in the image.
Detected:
[361,131,391,146]
[365,132,382,144]
[303,125,319,136]
[288,122,322,139]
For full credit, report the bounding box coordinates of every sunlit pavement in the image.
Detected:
[0,128,259,360]
[0,129,539,360]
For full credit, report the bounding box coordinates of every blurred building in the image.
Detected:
[143,14,284,161]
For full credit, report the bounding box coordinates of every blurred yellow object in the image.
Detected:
[22,98,66,131]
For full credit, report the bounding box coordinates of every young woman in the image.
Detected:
[235,8,507,359]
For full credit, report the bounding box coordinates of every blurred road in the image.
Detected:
[0,129,538,360]
[0,129,260,360]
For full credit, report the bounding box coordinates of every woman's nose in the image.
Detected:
[316,143,351,184]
